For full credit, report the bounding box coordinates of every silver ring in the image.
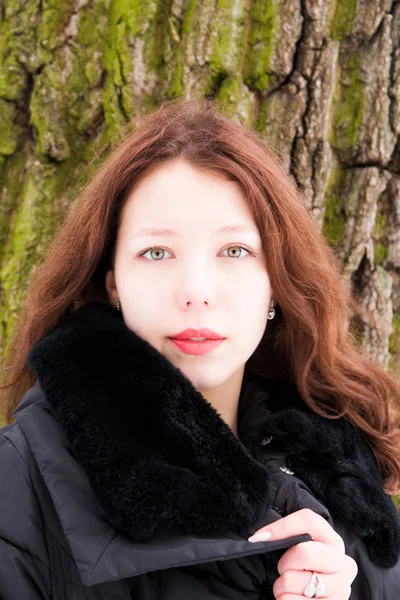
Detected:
[303,572,325,597]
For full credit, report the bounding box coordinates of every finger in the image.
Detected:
[277,541,352,576]
[248,508,345,552]
[273,569,352,599]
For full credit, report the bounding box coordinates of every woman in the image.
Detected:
[0,98,399,599]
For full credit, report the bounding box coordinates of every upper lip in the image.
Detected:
[170,329,224,340]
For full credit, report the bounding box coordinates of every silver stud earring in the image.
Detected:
[116,300,121,311]
[267,297,275,320]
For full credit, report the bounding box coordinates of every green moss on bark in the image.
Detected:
[102,0,162,132]
[323,163,347,248]
[1,170,57,347]
[30,1,108,160]
[0,146,29,267]
[37,0,74,60]
[30,79,72,161]
[0,0,42,95]
[0,18,27,100]
[331,0,358,43]
[0,100,22,155]
[331,52,366,154]
[373,201,389,266]
[209,0,247,78]
[0,155,82,354]
[242,0,278,91]
[216,75,253,123]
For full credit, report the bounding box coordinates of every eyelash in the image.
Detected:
[137,244,257,261]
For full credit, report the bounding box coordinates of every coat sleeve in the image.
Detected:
[0,432,51,599]
[330,514,400,599]
[382,557,400,598]
[268,461,400,599]
[0,538,51,599]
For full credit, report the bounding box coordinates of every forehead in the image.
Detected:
[120,159,255,230]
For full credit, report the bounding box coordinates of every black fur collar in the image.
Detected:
[26,302,400,568]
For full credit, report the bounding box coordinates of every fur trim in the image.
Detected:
[27,303,274,542]
[262,409,400,568]
[27,302,400,568]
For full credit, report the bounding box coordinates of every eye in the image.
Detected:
[138,247,173,261]
[221,245,252,258]
[137,245,255,261]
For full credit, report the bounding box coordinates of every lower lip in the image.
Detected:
[169,338,225,355]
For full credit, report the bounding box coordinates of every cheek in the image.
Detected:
[116,265,161,309]
[118,283,164,340]
[232,272,271,318]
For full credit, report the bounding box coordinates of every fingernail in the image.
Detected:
[248,531,272,543]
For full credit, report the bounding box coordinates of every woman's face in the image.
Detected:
[106,158,272,392]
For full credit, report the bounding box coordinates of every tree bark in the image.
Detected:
[1,0,400,377]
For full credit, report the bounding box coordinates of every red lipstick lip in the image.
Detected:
[170,328,224,340]
[169,338,224,356]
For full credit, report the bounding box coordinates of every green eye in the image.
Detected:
[139,247,172,260]
[138,245,254,261]
[222,246,250,258]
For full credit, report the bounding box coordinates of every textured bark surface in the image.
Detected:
[1,0,400,378]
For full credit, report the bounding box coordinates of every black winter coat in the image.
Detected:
[0,302,399,599]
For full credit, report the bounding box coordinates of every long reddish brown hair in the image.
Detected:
[1,97,400,494]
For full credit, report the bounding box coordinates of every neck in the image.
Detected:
[198,365,245,439]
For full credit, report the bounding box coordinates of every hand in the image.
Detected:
[248,508,358,599]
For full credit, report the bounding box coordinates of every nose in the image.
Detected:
[176,262,217,311]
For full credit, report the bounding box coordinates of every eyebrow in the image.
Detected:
[129,225,260,240]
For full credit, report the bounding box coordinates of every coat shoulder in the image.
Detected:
[0,423,48,559]
[0,424,55,599]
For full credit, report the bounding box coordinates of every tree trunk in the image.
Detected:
[1,0,400,377]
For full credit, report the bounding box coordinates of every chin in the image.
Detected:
[184,368,232,392]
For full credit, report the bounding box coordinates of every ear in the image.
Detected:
[105,269,118,305]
